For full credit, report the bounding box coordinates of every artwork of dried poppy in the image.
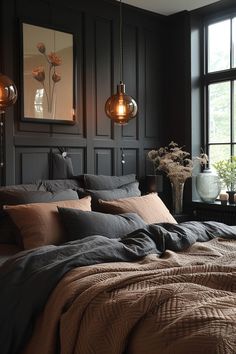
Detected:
[22,23,75,123]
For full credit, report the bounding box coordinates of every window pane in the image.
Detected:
[209,82,231,143]
[233,18,236,68]
[209,144,231,168]
[234,81,236,141]
[208,20,230,72]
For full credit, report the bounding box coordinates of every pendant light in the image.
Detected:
[105,0,138,125]
[0,73,18,185]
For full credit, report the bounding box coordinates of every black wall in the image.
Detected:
[0,0,166,185]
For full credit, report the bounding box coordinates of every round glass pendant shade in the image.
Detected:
[105,82,137,125]
[0,73,18,112]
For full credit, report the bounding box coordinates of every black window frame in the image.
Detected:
[204,12,236,162]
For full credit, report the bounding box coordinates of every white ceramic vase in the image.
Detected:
[196,168,221,203]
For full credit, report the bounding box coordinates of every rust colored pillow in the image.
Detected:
[98,193,177,224]
[4,196,91,250]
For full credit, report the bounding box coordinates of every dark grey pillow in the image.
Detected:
[0,183,46,192]
[86,181,141,211]
[0,189,78,212]
[52,153,74,179]
[38,178,84,193]
[58,208,146,240]
[0,189,78,244]
[84,174,136,190]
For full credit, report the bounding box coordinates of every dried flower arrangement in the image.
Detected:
[147,141,208,184]
[32,42,62,113]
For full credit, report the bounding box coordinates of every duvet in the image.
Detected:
[0,221,236,354]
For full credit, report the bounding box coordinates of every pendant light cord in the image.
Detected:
[119,0,123,83]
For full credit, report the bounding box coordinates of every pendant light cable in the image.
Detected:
[119,0,123,83]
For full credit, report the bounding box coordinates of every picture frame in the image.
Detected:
[21,22,76,124]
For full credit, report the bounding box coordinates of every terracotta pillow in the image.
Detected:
[98,193,177,224]
[4,196,91,250]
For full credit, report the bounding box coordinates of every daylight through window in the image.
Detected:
[205,16,236,166]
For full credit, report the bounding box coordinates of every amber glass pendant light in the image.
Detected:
[105,0,138,125]
[0,73,17,112]
[0,73,17,185]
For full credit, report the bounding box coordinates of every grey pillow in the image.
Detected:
[84,174,136,190]
[0,183,46,192]
[38,178,84,193]
[0,189,78,212]
[86,181,141,211]
[58,208,146,240]
[52,153,74,179]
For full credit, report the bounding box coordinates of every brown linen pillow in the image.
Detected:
[4,196,91,250]
[98,193,177,224]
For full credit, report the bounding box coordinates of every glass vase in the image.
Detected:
[196,168,221,203]
[171,180,184,215]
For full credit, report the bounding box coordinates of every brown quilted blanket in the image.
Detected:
[23,237,236,354]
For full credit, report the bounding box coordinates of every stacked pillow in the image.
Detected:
[1,175,176,252]
[83,174,141,209]
[5,196,91,250]
[0,188,81,246]
[58,208,146,241]
[98,193,177,224]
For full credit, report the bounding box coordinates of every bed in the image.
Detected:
[0,176,236,354]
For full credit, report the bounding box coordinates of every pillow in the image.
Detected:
[52,153,74,179]
[86,181,141,210]
[0,189,78,245]
[38,178,85,193]
[0,189,78,214]
[5,196,92,250]
[98,193,177,224]
[84,174,136,190]
[58,208,146,240]
[0,183,46,192]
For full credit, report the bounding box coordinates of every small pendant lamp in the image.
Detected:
[0,73,17,112]
[105,0,138,125]
[0,73,17,185]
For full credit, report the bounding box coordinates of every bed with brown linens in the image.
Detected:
[0,175,235,354]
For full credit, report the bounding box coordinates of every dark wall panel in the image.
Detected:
[122,24,138,139]
[95,17,112,138]
[94,149,113,176]
[122,149,138,175]
[144,29,160,139]
[16,148,50,184]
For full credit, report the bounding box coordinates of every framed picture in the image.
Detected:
[21,22,75,124]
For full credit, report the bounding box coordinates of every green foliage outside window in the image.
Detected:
[213,156,236,191]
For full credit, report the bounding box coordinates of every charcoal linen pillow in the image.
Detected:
[84,174,136,190]
[52,153,74,179]
[86,181,141,210]
[58,208,146,240]
[38,178,85,193]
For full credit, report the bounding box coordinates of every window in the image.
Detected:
[205,16,236,166]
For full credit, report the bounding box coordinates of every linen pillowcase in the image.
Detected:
[58,208,146,240]
[0,189,78,245]
[0,189,78,214]
[98,193,177,224]
[84,174,136,190]
[86,181,141,210]
[52,153,74,179]
[5,196,92,250]
[38,178,85,194]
